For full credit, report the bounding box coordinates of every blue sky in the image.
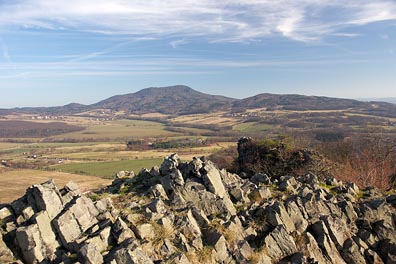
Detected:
[0,0,395,108]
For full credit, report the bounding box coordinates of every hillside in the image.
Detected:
[3,85,396,119]
[89,85,235,115]
[233,93,367,111]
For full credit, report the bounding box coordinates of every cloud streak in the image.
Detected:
[0,0,395,42]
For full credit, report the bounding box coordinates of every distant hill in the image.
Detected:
[233,93,367,111]
[91,85,235,115]
[3,85,396,118]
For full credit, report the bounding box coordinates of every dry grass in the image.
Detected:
[50,119,176,140]
[186,246,214,264]
[170,112,238,127]
[151,222,176,252]
[0,169,111,203]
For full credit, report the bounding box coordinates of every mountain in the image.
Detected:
[3,85,396,118]
[233,93,367,111]
[92,85,235,115]
[359,97,396,104]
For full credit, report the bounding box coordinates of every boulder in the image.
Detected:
[27,179,63,219]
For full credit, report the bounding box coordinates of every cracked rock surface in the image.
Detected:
[1,153,396,263]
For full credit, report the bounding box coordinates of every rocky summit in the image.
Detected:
[1,154,396,264]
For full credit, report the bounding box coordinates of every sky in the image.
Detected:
[0,0,395,108]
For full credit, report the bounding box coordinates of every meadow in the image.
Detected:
[0,169,111,203]
[52,158,163,179]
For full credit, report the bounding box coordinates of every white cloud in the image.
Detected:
[169,39,189,48]
[0,0,395,42]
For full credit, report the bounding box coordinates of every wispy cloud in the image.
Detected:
[0,54,382,80]
[0,0,395,42]
[169,39,189,49]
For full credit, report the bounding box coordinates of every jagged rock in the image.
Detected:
[279,176,299,193]
[201,161,229,198]
[266,201,296,234]
[285,198,308,234]
[251,186,272,201]
[341,238,366,264]
[147,198,167,214]
[220,169,242,187]
[184,157,203,177]
[16,224,46,264]
[178,187,233,217]
[0,207,13,222]
[0,233,14,263]
[264,225,297,261]
[212,235,229,262]
[53,209,83,250]
[160,153,181,175]
[27,179,63,219]
[310,220,346,263]
[150,166,160,177]
[364,249,384,264]
[109,247,153,264]
[134,223,155,240]
[235,240,253,261]
[112,218,135,244]
[33,211,60,257]
[149,184,169,200]
[161,168,184,193]
[60,181,81,204]
[167,253,191,264]
[78,243,104,264]
[4,155,396,264]
[250,173,271,185]
[85,226,112,253]
[116,171,128,178]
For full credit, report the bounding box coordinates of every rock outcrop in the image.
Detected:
[1,154,396,263]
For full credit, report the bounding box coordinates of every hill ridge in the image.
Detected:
[2,85,396,118]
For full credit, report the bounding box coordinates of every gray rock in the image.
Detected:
[116,171,128,178]
[201,161,228,198]
[147,198,167,214]
[184,157,203,177]
[112,218,135,244]
[53,209,83,249]
[33,211,60,257]
[110,247,154,264]
[267,201,296,234]
[310,220,346,263]
[160,153,181,175]
[149,184,169,200]
[279,176,298,192]
[0,207,13,222]
[264,225,297,261]
[0,233,14,263]
[135,223,155,240]
[27,179,64,219]
[16,225,45,264]
[78,243,104,264]
[341,238,366,264]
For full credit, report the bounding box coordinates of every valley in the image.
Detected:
[1,85,396,203]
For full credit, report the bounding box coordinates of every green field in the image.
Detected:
[52,158,163,179]
[0,142,24,150]
[233,122,273,133]
[51,119,178,140]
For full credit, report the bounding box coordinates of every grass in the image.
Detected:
[0,142,24,150]
[52,158,163,179]
[233,122,272,133]
[0,169,111,204]
[51,119,177,140]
